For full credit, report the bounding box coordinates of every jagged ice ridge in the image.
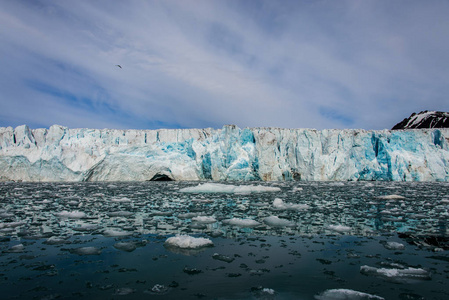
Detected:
[0,124,448,182]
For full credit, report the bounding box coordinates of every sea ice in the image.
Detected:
[272,198,309,211]
[384,241,405,250]
[103,229,132,237]
[263,216,295,228]
[360,265,431,282]
[377,195,406,200]
[71,246,102,255]
[180,183,281,194]
[192,216,217,224]
[327,225,352,233]
[164,235,213,249]
[222,218,260,228]
[314,288,384,299]
[55,210,86,219]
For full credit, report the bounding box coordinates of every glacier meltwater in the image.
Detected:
[0,124,448,182]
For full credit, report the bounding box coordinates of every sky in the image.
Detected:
[1,0,449,131]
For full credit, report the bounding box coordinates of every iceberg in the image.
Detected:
[0,124,448,182]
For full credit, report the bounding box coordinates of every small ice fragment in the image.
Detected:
[44,236,70,245]
[212,253,235,263]
[114,242,137,252]
[144,284,170,295]
[222,218,260,228]
[5,244,24,253]
[192,216,216,224]
[114,287,135,295]
[384,241,405,250]
[71,246,101,255]
[178,212,200,219]
[164,235,213,249]
[179,183,281,194]
[103,229,132,237]
[377,195,406,200]
[328,225,352,233]
[263,216,295,228]
[55,210,86,219]
[108,211,134,217]
[110,197,131,203]
[272,198,309,211]
[314,288,384,300]
[360,265,431,282]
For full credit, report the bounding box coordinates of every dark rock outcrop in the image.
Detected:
[392,111,449,130]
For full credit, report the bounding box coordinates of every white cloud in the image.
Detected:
[1,0,449,130]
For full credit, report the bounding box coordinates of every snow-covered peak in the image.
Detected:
[392,111,449,130]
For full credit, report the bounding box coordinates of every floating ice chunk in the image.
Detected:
[72,224,101,232]
[71,246,102,255]
[192,216,217,224]
[55,210,86,219]
[251,286,276,299]
[272,198,309,211]
[263,216,295,228]
[292,187,303,192]
[145,284,170,295]
[377,195,406,200]
[212,253,235,263]
[164,235,213,249]
[328,225,352,233]
[110,197,131,203]
[384,241,405,250]
[180,183,281,194]
[114,242,137,252]
[360,265,431,282]
[0,221,25,228]
[178,212,200,219]
[114,287,135,295]
[44,236,70,245]
[108,211,134,217]
[5,244,24,253]
[222,218,260,228]
[103,229,132,237]
[314,288,384,299]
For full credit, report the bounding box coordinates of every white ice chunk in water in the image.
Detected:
[103,229,132,237]
[272,198,309,211]
[360,265,431,282]
[72,246,102,255]
[384,241,405,250]
[192,216,217,224]
[328,225,352,233]
[263,216,295,228]
[222,218,260,228]
[315,288,384,300]
[55,210,86,219]
[164,235,213,249]
[377,194,406,200]
[180,183,281,194]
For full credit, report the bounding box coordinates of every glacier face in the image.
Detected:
[0,124,448,182]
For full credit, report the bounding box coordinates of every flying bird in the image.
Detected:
[116,64,122,69]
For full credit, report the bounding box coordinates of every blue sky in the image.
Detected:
[1,0,449,130]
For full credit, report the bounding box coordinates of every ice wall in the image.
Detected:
[0,124,448,182]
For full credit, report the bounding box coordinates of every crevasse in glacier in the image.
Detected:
[0,124,448,181]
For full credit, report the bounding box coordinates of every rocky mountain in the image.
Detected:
[392,111,449,130]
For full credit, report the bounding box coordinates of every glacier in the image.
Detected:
[0,124,448,182]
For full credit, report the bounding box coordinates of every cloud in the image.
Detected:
[1,0,448,130]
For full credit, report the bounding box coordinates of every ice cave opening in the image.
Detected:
[149,173,174,181]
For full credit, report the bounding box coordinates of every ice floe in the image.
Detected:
[164,235,214,249]
[315,288,384,299]
[360,265,431,282]
[222,218,260,228]
[263,216,295,228]
[179,183,281,194]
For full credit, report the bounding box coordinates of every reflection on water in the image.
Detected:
[0,181,448,299]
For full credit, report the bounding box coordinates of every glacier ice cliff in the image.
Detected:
[0,124,448,182]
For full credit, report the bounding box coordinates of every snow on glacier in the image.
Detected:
[0,124,448,182]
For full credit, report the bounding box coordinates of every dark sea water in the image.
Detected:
[0,181,448,299]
